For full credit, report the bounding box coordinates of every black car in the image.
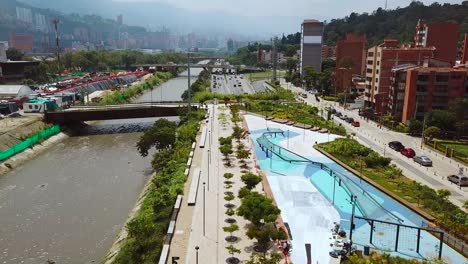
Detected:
[389,141,405,151]
[345,117,354,123]
[335,112,342,117]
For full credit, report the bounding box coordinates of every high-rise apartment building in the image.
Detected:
[461,34,468,64]
[334,33,366,93]
[300,19,323,75]
[364,39,434,114]
[414,19,459,65]
[391,65,468,124]
[117,14,123,25]
[10,33,33,53]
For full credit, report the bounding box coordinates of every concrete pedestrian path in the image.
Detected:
[167,104,269,264]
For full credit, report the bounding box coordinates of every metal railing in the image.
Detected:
[256,129,403,223]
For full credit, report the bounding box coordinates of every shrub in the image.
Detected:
[364,152,391,168]
[241,173,262,190]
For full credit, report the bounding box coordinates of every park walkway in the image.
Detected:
[167,104,267,264]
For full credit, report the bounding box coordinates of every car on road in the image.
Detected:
[389,141,405,151]
[340,115,348,120]
[400,148,416,158]
[447,175,468,186]
[345,117,354,123]
[351,121,360,127]
[335,112,342,118]
[413,156,432,166]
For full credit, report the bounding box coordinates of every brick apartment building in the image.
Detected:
[364,39,435,114]
[333,33,366,94]
[414,19,459,65]
[10,33,33,53]
[322,45,335,60]
[390,64,468,124]
[461,34,468,65]
[300,19,323,74]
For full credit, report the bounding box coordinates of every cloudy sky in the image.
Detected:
[114,0,463,18]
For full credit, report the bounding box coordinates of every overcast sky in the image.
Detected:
[114,0,463,18]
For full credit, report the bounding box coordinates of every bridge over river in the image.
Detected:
[44,102,199,124]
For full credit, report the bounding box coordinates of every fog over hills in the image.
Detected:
[18,0,307,38]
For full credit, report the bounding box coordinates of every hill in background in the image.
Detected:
[324,1,468,47]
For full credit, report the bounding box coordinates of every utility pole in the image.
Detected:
[187,50,191,114]
[272,37,277,82]
[420,113,427,148]
[53,19,61,72]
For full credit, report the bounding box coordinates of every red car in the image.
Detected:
[400,148,416,158]
[352,121,360,127]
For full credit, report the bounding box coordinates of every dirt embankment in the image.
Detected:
[0,115,47,151]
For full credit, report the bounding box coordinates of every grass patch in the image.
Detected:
[242,100,346,136]
[247,71,272,81]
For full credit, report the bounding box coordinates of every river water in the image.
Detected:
[0,67,202,264]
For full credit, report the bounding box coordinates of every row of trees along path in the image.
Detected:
[218,105,287,264]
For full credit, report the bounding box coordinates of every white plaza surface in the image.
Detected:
[245,114,342,264]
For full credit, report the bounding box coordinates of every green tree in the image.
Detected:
[426,110,456,132]
[232,125,247,142]
[225,193,235,206]
[408,118,423,135]
[424,126,441,141]
[6,48,24,61]
[220,144,234,165]
[338,56,355,70]
[241,173,262,190]
[237,192,280,226]
[151,148,174,170]
[246,253,282,264]
[223,224,240,239]
[136,119,177,156]
[237,148,251,167]
[224,173,234,180]
[225,245,241,258]
[238,187,251,199]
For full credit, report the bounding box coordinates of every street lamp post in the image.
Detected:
[195,246,199,264]
[203,182,206,236]
[187,51,191,114]
[207,150,210,192]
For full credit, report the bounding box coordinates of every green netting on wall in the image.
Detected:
[0,125,60,161]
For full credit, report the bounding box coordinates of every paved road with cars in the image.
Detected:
[281,79,468,208]
[210,61,255,95]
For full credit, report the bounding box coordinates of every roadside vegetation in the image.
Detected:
[343,252,444,264]
[242,100,346,135]
[100,72,174,105]
[181,70,211,101]
[113,110,205,263]
[316,138,468,243]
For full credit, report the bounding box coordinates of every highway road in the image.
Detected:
[282,79,468,208]
[210,61,255,94]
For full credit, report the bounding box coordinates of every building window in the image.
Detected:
[366,69,372,73]
[377,61,380,66]
[368,52,374,57]
[416,85,427,92]
[435,85,448,93]
[418,74,429,82]
[367,60,373,65]
[436,74,449,82]
[376,69,379,74]
[29,105,32,109]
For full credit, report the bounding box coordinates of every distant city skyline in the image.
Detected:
[114,0,463,18]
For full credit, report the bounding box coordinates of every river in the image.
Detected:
[0,67,202,264]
